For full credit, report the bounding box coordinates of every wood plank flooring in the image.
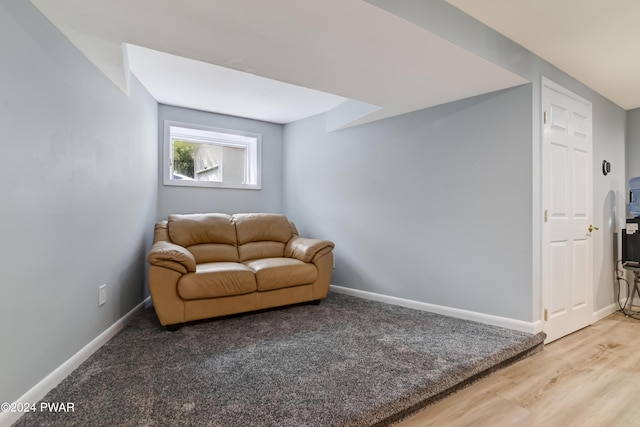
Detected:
[395,311,640,427]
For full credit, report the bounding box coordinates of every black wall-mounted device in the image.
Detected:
[602,160,611,176]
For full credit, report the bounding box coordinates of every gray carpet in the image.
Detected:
[15,293,545,427]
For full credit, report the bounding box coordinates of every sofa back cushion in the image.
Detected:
[168,213,239,263]
[234,213,293,261]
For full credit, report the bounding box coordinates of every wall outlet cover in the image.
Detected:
[99,284,107,306]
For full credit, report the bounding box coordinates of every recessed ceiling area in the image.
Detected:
[125,44,348,124]
[31,0,529,128]
[447,0,640,110]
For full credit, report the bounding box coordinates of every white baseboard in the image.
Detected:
[532,320,545,334]
[330,285,538,334]
[593,303,617,323]
[0,297,151,427]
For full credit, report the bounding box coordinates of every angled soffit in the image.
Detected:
[30,0,529,128]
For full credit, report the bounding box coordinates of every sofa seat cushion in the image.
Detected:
[243,258,318,291]
[177,262,257,300]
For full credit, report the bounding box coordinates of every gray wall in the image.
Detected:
[593,103,626,310]
[284,0,627,322]
[0,0,158,404]
[284,86,534,321]
[157,105,284,218]
[627,109,640,180]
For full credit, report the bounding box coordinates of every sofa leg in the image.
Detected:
[166,324,180,332]
[310,299,322,306]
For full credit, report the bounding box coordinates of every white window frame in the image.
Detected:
[163,120,262,190]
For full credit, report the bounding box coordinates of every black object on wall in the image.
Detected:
[622,218,640,264]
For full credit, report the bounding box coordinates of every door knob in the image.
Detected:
[588,225,599,232]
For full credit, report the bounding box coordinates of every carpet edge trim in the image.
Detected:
[375,339,546,427]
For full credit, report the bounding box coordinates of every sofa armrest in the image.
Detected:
[286,236,334,263]
[146,241,196,274]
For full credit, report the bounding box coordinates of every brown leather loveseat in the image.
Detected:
[146,213,335,329]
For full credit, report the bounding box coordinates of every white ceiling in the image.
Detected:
[30,0,528,128]
[125,44,347,124]
[448,0,640,110]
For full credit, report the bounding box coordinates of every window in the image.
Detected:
[163,121,261,189]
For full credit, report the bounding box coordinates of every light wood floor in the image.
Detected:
[395,310,640,427]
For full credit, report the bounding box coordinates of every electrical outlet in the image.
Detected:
[99,284,107,306]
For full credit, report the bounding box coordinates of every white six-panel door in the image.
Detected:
[542,78,593,343]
